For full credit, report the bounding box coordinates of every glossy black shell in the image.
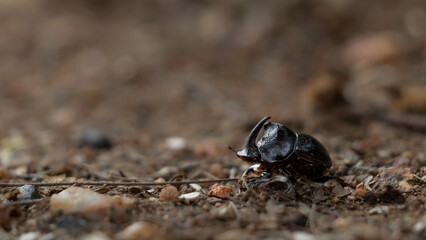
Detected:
[257,122,331,169]
[294,133,331,168]
[236,116,332,179]
[257,122,297,163]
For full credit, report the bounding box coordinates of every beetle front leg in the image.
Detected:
[242,164,272,184]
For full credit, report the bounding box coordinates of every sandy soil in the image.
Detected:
[0,1,425,239]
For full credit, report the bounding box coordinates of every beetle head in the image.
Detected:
[235,116,271,163]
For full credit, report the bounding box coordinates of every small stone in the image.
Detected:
[116,222,166,240]
[79,129,112,150]
[155,167,178,177]
[368,205,390,215]
[159,185,179,202]
[165,136,186,151]
[208,185,232,199]
[17,185,41,201]
[413,219,425,233]
[189,183,204,192]
[50,187,136,215]
[178,192,201,201]
[293,232,315,240]
[347,195,356,201]
[19,232,40,240]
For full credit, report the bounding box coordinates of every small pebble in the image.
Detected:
[116,222,166,240]
[50,187,136,215]
[17,185,41,201]
[159,185,179,202]
[165,136,186,151]
[19,232,40,240]
[293,232,315,240]
[347,195,356,201]
[208,185,231,199]
[79,129,112,150]
[368,205,390,215]
[413,219,425,233]
[178,192,201,200]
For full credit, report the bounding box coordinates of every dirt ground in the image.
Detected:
[0,1,425,239]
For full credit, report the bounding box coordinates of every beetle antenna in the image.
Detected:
[227,146,237,153]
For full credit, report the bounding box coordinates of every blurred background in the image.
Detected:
[1,1,425,238]
[0,0,425,165]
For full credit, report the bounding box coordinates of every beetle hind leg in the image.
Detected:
[287,176,302,199]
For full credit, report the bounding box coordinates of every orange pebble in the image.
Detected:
[208,185,232,199]
[159,184,179,202]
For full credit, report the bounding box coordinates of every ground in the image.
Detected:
[0,1,425,240]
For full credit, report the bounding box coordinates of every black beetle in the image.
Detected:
[231,116,345,189]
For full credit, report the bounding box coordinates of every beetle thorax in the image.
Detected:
[257,122,297,163]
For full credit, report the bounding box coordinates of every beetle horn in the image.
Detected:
[236,116,271,161]
[245,116,271,149]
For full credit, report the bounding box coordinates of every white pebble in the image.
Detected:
[50,187,136,215]
[19,232,40,240]
[368,205,390,215]
[179,192,201,200]
[165,136,186,150]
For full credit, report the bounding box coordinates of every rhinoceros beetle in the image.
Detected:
[231,116,345,191]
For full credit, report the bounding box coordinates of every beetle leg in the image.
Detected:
[287,176,301,199]
[242,164,262,177]
[247,171,272,184]
[243,164,272,184]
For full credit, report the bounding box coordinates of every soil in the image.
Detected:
[0,1,425,240]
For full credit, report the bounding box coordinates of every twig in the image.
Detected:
[2,199,45,205]
[0,178,239,187]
